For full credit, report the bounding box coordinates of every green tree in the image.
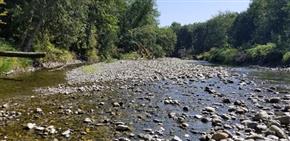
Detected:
[156,27,177,56]
[0,0,6,24]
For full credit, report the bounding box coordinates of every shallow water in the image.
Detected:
[0,69,67,98]
[0,61,290,140]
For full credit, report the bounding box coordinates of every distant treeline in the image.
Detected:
[0,0,289,73]
[170,0,290,66]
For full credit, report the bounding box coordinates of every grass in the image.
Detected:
[0,40,32,74]
[82,65,98,74]
[120,52,141,60]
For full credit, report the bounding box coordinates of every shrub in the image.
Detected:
[86,48,100,63]
[34,35,75,62]
[246,43,276,61]
[283,52,290,65]
[202,47,239,64]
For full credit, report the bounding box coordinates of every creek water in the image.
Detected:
[0,69,66,98]
[0,61,289,140]
[0,62,289,99]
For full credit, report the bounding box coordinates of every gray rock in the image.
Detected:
[253,110,270,121]
[62,129,71,138]
[84,118,93,123]
[171,136,182,141]
[269,97,281,103]
[116,125,131,132]
[204,107,216,113]
[242,120,258,130]
[26,123,36,130]
[2,103,9,109]
[117,137,131,141]
[276,115,290,125]
[36,108,43,113]
[269,125,288,139]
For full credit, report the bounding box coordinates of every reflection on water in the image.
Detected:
[0,69,66,98]
[249,69,290,93]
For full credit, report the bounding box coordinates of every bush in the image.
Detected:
[86,48,100,63]
[202,47,239,64]
[246,43,276,61]
[283,52,290,65]
[34,35,75,62]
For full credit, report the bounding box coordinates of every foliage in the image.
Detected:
[0,0,6,24]
[283,52,290,65]
[202,47,239,64]
[34,34,74,63]
[173,0,290,66]
[0,40,32,73]
[120,52,141,60]
[156,27,177,56]
[246,43,276,59]
[0,0,168,67]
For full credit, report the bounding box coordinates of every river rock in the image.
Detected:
[36,108,43,114]
[46,125,57,134]
[117,137,131,141]
[62,129,71,138]
[269,125,288,139]
[171,136,182,141]
[275,115,290,125]
[84,118,93,123]
[116,125,131,132]
[222,98,231,104]
[268,97,281,103]
[2,103,9,109]
[242,120,258,130]
[26,123,36,130]
[253,110,270,121]
[204,107,216,113]
[211,132,229,141]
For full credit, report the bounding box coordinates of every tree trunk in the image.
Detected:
[22,20,42,52]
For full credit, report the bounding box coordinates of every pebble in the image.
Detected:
[211,132,229,141]
[204,107,216,113]
[26,123,36,130]
[84,118,93,123]
[171,136,182,141]
[62,129,71,138]
[116,125,131,132]
[269,125,288,139]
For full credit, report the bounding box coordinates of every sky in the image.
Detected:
[157,0,251,26]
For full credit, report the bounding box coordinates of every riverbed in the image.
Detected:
[0,58,289,141]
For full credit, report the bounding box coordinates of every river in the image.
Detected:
[0,59,289,140]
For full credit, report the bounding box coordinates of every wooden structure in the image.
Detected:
[0,51,46,58]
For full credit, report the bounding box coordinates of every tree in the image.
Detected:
[248,0,289,44]
[202,12,237,51]
[0,0,6,24]
[156,27,177,56]
[229,12,255,47]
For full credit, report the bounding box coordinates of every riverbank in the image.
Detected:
[0,58,289,140]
